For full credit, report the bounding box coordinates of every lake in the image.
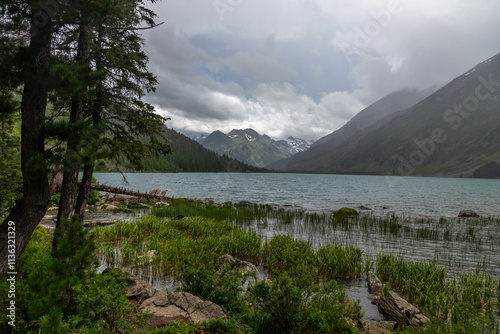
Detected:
[93,173,500,218]
[93,173,500,278]
[94,172,500,319]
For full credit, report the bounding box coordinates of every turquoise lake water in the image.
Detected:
[94,173,500,218]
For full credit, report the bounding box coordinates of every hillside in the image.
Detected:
[100,128,267,173]
[202,128,310,167]
[269,87,435,171]
[270,53,500,178]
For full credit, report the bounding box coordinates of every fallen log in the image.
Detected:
[86,183,169,200]
[372,291,430,328]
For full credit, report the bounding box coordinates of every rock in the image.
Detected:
[98,203,120,211]
[367,271,382,295]
[119,269,227,331]
[128,202,152,209]
[381,205,391,210]
[372,291,430,328]
[333,207,359,216]
[139,291,226,331]
[458,210,480,218]
[125,274,156,300]
[47,206,59,211]
[138,250,157,263]
[155,202,170,207]
[83,218,120,227]
[43,214,57,221]
[360,320,396,334]
[174,215,186,220]
[219,254,258,275]
[97,203,133,213]
[170,292,226,323]
[358,205,373,211]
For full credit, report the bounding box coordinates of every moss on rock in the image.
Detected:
[333,207,359,216]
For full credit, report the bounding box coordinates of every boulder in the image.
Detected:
[128,202,152,209]
[219,254,258,275]
[458,210,480,218]
[120,270,227,331]
[155,202,170,207]
[139,291,226,331]
[124,273,156,300]
[360,320,396,334]
[98,203,120,211]
[333,207,359,216]
[358,206,373,211]
[372,291,430,328]
[367,271,382,295]
[97,204,133,213]
[381,205,391,210]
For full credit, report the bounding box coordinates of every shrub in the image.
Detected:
[263,235,315,272]
[0,217,147,333]
[246,267,361,334]
[178,262,252,313]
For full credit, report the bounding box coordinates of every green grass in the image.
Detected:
[93,199,500,333]
[95,215,262,276]
[376,254,499,333]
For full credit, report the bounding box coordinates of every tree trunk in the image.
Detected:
[74,164,94,223]
[0,15,52,278]
[54,21,91,249]
[74,25,104,225]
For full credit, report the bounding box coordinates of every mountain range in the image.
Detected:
[269,53,500,178]
[198,129,312,167]
[100,128,268,173]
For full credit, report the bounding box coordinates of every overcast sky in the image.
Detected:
[142,0,500,141]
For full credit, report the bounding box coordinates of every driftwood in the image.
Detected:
[87,183,169,200]
[372,291,430,328]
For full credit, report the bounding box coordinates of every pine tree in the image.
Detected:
[0,0,171,277]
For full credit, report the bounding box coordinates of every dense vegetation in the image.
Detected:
[94,200,499,333]
[1,194,499,332]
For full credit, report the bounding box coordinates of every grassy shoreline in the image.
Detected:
[91,198,499,333]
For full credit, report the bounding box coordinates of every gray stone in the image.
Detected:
[360,320,396,334]
[219,254,258,275]
[367,271,382,295]
[83,218,119,227]
[458,210,480,218]
[120,268,227,331]
[125,275,156,300]
[140,291,226,329]
[98,204,120,211]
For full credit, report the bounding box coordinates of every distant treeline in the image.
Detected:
[96,127,269,173]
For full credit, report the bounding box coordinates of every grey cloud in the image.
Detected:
[141,0,500,141]
[226,52,296,83]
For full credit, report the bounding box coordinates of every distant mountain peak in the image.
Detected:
[201,128,311,167]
